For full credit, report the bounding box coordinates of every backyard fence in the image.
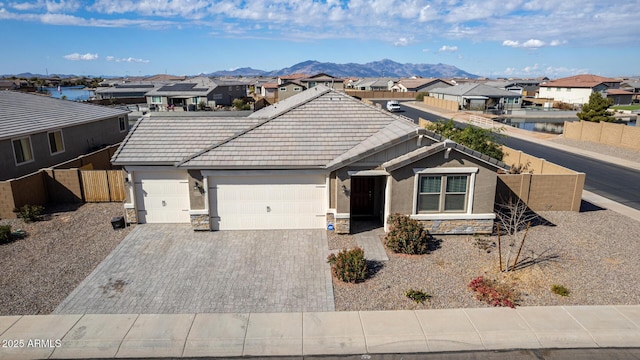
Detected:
[563,120,640,151]
[0,145,126,219]
[81,170,126,202]
[497,146,585,212]
[422,96,459,112]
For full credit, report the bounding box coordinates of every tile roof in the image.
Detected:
[0,90,128,141]
[398,78,452,89]
[112,85,508,171]
[540,74,621,88]
[429,83,521,97]
[110,115,264,165]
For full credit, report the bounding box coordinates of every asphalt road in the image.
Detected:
[377,101,640,211]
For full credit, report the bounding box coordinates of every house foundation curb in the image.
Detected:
[0,306,639,358]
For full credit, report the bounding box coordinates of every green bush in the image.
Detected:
[551,284,570,297]
[405,288,431,304]
[13,204,44,223]
[385,214,430,255]
[327,247,368,283]
[0,225,11,244]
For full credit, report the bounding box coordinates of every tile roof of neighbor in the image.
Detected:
[398,78,452,89]
[0,90,128,141]
[429,83,521,97]
[540,74,621,88]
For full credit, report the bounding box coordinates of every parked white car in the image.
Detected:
[386,100,401,112]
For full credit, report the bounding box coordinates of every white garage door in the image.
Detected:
[209,174,326,230]
[135,171,190,223]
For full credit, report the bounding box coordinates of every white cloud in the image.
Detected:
[3,0,638,50]
[394,37,411,46]
[502,39,546,48]
[106,56,150,63]
[500,63,588,77]
[63,52,98,61]
[438,45,458,52]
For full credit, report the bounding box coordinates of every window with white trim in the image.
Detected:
[12,136,34,165]
[279,87,287,91]
[417,174,469,213]
[48,130,65,155]
[118,116,127,132]
[151,96,162,103]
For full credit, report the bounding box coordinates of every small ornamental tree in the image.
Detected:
[425,119,504,161]
[577,92,615,122]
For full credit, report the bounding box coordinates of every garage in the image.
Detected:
[134,171,190,223]
[208,173,327,230]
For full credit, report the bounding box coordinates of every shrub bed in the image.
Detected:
[468,276,518,308]
[327,247,368,283]
[385,214,431,255]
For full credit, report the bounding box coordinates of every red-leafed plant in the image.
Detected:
[468,276,518,308]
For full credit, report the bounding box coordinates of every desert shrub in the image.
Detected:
[13,204,44,223]
[385,214,430,254]
[551,284,570,297]
[0,225,11,244]
[468,276,518,308]
[405,288,431,304]
[327,247,368,283]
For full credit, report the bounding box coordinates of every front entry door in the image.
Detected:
[351,177,375,216]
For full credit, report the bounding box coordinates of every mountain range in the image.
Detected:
[208,59,478,78]
[3,59,478,79]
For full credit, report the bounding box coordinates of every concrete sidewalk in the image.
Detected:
[0,306,638,359]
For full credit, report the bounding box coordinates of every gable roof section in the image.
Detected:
[398,78,452,90]
[382,138,508,172]
[540,74,621,88]
[110,115,264,165]
[0,90,128,141]
[179,88,417,168]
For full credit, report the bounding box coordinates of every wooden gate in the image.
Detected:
[80,170,126,202]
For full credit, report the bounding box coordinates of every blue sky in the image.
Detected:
[1,0,638,78]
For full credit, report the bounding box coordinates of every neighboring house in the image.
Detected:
[260,83,278,100]
[537,74,622,104]
[277,73,308,85]
[606,89,635,106]
[298,73,345,91]
[393,78,453,93]
[111,86,507,235]
[94,82,160,100]
[620,80,640,101]
[144,76,246,110]
[0,91,129,181]
[349,78,396,91]
[429,83,523,111]
[484,79,543,97]
[276,81,305,101]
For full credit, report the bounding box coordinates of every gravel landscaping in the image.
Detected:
[0,203,133,315]
[2,200,639,315]
[331,209,640,311]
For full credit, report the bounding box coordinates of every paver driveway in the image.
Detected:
[55,224,335,314]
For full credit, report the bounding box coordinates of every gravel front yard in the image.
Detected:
[2,201,639,315]
[0,203,132,315]
[331,208,640,311]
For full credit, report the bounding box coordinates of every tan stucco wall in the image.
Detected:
[563,120,640,151]
[389,150,497,214]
